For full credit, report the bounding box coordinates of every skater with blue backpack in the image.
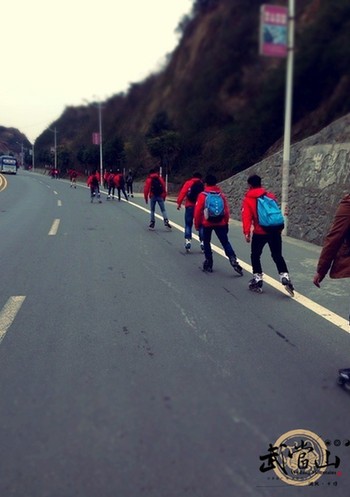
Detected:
[241,174,294,295]
[194,174,243,274]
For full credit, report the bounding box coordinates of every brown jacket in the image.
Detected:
[317,194,350,279]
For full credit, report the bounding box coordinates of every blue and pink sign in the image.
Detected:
[260,4,288,58]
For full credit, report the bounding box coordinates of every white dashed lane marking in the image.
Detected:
[48,218,60,235]
[0,296,26,344]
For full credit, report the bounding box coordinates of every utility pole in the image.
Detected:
[54,127,57,171]
[98,102,103,184]
[281,0,295,235]
[49,127,58,172]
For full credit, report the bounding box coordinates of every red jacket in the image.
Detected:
[144,173,167,201]
[177,178,203,208]
[241,187,279,236]
[87,173,99,187]
[194,185,230,229]
[114,173,125,188]
[108,173,116,186]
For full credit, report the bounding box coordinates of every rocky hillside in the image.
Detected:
[33,0,350,183]
[0,127,31,160]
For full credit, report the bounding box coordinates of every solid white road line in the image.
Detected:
[48,218,60,235]
[0,296,26,344]
[126,200,350,333]
[54,187,348,334]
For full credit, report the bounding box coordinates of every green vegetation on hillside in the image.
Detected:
[30,0,350,184]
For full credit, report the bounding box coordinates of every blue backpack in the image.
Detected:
[204,191,225,222]
[257,195,284,231]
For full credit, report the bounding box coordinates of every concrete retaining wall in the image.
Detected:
[220,113,350,246]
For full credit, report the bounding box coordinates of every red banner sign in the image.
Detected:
[259,4,288,58]
[92,132,100,145]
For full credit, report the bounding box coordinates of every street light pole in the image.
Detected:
[15,141,24,169]
[84,97,103,183]
[281,0,295,235]
[32,143,35,171]
[49,127,58,172]
[97,102,103,184]
[54,127,57,171]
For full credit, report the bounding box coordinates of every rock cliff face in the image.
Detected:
[221,113,350,246]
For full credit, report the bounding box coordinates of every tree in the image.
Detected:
[103,136,125,169]
[146,131,181,173]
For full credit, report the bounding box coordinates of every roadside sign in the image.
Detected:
[92,132,100,145]
[259,4,288,58]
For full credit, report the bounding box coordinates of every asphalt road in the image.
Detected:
[1,171,350,497]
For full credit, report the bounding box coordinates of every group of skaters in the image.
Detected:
[86,167,294,295]
[103,169,134,200]
[85,167,350,308]
[176,171,294,295]
[86,165,350,381]
[87,169,134,203]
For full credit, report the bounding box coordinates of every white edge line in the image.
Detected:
[127,200,350,332]
[63,186,350,333]
[0,296,26,344]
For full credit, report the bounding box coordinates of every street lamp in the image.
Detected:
[97,101,103,185]
[32,143,35,171]
[281,0,295,235]
[15,141,24,168]
[48,127,58,172]
[85,97,104,184]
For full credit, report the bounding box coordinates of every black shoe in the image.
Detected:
[229,256,243,276]
[203,260,213,272]
[281,275,294,296]
[164,219,172,229]
[149,221,155,230]
[248,275,263,293]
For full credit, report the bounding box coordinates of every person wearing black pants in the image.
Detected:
[251,231,288,275]
[242,174,294,294]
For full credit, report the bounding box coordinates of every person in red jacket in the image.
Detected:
[194,174,243,274]
[103,170,110,189]
[242,174,293,293]
[107,170,115,200]
[69,169,78,188]
[114,170,129,202]
[87,170,102,203]
[177,172,204,252]
[144,168,171,230]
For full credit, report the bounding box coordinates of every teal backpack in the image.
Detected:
[257,195,284,231]
[204,192,225,222]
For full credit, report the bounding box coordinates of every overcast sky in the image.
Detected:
[2,0,192,143]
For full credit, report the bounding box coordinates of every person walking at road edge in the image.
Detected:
[313,194,350,300]
[313,194,350,385]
